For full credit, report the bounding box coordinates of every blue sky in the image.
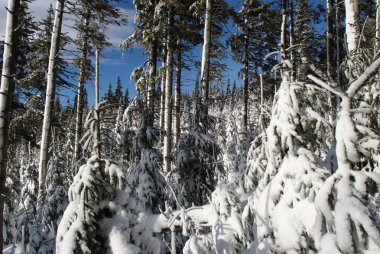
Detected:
[3,0,327,106]
[0,0,328,106]
[91,0,245,107]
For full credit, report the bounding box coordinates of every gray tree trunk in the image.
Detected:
[74,15,90,162]
[160,37,167,144]
[242,36,249,133]
[201,0,211,100]
[148,38,158,113]
[326,0,335,80]
[38,0,65,203]
[281,0,288,62]
[175,38,182,144]
[163,13,174,172]
[94,49,101,158]
[289,0,296,81]
[376,0,380,51]
[0,0,20,251]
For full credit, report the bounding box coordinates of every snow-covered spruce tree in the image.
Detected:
[244,63,331,252]
[218,109,244,193]
[128,110,166,213]
[15,148,43,254]
[56,105,159,253]
[3,151,22,247]
[172,88,223,207]
[210,184,246,253]
[4,174,19,246]
[39,152,69,252]
[308,52,380,254]
[181,184,246,254]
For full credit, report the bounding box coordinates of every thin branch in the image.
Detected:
[346,54,380,97]
[307,75,345,98]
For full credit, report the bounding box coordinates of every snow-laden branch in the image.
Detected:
[307,75,345,98]
[146,204,216,233]
[346,54,380,97]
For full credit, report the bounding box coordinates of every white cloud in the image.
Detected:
[0,1,135,50]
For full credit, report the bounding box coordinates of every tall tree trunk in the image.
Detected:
[201,0,211,100]
[0,0,20,251]
[94,49,101,158]
[344,0,360,52]
[289,0,296,81]
[38,0,65,202]
[242,36,249,133]
[326,0,336,123]
[148,37,158,112]
[326,0,335,80]
[281,0,288,62]
[74,15,89,162]
[376,0,380,51]
[259,73,265,131]
[175,38,182,144]
[336,0,342,91]
[160,38,167,144]
[163,13,174,172]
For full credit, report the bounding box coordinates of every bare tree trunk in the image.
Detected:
[327,0,335,80]
[148,37,158,112]
[326,0,336,123]
[94,49,101,158]
[259,73,265,131]
[0,0,20,251]
[344,0,360,52]
[289,0,296,81]
[336,0,342,92]
[281,0,288,62]
[160,38,167,144]
[74,15,89,162]
[163,13,174,172]
[201,0,211,100]
[38,0,65,203]
[175,38,182,144]
[376,0,380,51]
[242,36,249,133]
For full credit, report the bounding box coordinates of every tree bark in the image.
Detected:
[344,0,360,52]
[163,13,174,172]
[289,0,296,81]
[326,0,335,80]
[201,0,211,100]
[336,0,341,91]
[175,39,182,145]
[148,37,158,113]
[0,0,20,251]
[242,36,249,133]
[38,0,65,203]
[160,37,168,144]
[376,0,380,51]
[94,49,101,158]
[281,0,288,62]
[74,15,90,162]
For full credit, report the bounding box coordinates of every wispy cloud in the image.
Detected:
[0,1,135,50]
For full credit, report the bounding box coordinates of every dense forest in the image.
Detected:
[0,0,379,253]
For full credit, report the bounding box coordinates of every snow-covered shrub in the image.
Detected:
[309,53,380,253]
[211,185,246,253]
[244,133,267,193]
[173,130,223,207]
[56,156,159,253]
[39,153,69,252]
[128,110,165,213]
[218,111,244,191]
[246,69,331,253]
